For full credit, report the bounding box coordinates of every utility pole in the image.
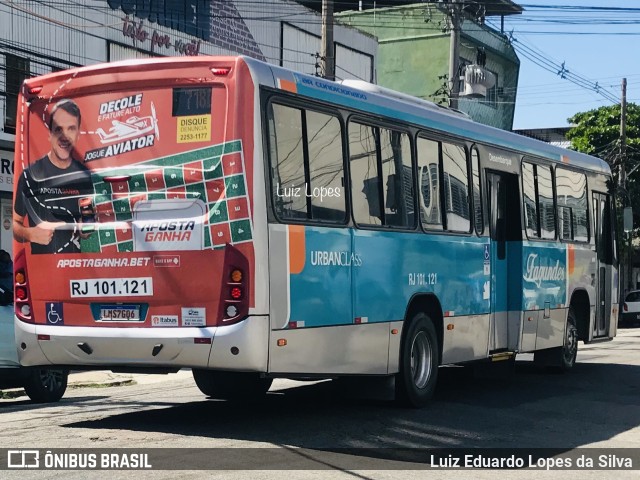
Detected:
[448,0,462,110]
[620,78,627,189]
[321,0,335,81]
[620,78,631,291]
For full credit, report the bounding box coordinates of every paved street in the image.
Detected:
[0,328,639,479]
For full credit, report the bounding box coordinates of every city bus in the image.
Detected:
[13,55,618,407]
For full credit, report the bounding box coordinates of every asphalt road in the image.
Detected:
[0,328,639,479]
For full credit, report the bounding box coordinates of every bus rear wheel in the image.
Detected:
[395,313,439,407]
[23,368,68,403]
[534,307,578,372]
[192,370,272,400]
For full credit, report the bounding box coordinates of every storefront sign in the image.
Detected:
[0,149,14,193]
[122,17,201,56]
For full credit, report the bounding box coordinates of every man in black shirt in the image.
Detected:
[13,99,93,254]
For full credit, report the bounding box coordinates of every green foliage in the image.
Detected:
[567,103,640,172]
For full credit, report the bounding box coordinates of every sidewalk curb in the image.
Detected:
[67,378,137,389]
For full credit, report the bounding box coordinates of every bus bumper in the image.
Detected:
[14,315,269,371]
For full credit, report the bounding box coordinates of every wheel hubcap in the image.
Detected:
[39,369,64,392]
[410,331,432,389]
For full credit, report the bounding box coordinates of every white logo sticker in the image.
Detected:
[181,307,206,326]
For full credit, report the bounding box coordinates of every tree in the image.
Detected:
[567,103,640,292]
[567,103,640,192]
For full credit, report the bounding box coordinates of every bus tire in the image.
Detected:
[192,370,272,400]
[395,313,439,408]
[23,368,68,403]
[534,307,578,372]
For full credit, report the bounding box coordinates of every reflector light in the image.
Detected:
[230,269,243,282]
[230,287,242,300]
[226,305,238,317]
[28,86,43,95]
[211,67,231,76]
[20,304,31,316]
[15,271,26,284]
[277,339,287,347]
[37,334,50,341]
[194,337,212,344]
[16,287,27,300]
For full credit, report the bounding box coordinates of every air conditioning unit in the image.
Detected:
[459,64,496,98]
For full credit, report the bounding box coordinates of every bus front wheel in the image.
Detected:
[192,370,272,400]
[395,313,439,407]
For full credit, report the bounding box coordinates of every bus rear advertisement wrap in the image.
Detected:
[14,63,256,333]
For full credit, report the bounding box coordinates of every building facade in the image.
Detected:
[336,1,521,130]
[0,0,378,254]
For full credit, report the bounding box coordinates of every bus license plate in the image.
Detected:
[99,305,140,322]
[70,277,153,298]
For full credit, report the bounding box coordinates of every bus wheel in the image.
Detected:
[192,370,273,400]
[395,313,439,407]
[558,308,579,371]
[535,308,578,372]
[23,368,68,403]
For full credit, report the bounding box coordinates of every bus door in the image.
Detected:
[592,192,614,338]
[487,171,521,352]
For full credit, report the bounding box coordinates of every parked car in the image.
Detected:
[0,305,68,402]
[620,290,640,327]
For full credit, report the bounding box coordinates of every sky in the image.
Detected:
[487,0,640,130]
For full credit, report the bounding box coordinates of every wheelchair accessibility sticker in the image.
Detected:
[46,302,64,325]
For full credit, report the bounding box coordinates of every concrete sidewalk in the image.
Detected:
[1,369,193,400]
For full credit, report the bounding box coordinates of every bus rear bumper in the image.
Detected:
[15,315,269,372]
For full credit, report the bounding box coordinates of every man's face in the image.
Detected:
[49,109,80,162]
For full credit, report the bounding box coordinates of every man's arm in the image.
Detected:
[13,212,64,246]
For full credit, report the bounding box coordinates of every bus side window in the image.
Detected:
[381,129,414,228]
[268,103,347,223]
[522,162,539,238]
[417,137,443,230]
[349,123,414,228]
[350,122,382,225]
[471,148,484,235]
[269,103,307,220]
[306,110,347,223]
[441,142,471,233]
[556,167,589,242]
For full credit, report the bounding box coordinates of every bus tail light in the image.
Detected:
[211,67,231,76]
[14,250,34,323]
[218,245,250,326]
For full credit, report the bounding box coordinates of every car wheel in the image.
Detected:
[23,368,68,403]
